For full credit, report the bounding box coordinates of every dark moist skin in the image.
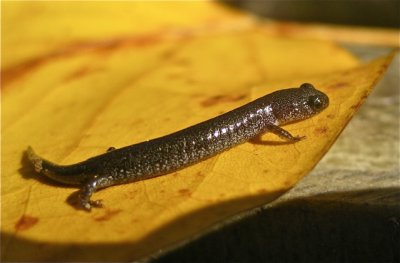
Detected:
[27,83,329,211]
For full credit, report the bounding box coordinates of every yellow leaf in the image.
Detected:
[1,2,395,261]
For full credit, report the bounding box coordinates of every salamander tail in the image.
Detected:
[27,146,44,173]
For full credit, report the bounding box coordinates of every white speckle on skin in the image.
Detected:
[214,130,220,137]
[264,105,272,114]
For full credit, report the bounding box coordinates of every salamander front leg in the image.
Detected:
[79,176,114,211]
[266,123,305,142]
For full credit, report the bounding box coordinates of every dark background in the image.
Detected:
[222,0,399,28]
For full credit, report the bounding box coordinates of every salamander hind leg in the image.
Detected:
[79,176,114,211]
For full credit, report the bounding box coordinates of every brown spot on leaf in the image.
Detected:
[94,209,122,222]
[200,94,247,107]
[360,92,369,100]
[1,57,47,88]
[314,126,328,135]
[283,180,293,187]
[326,114,335,119]
[350,100,364,110]
[328,82,348,89]
[376,67,385,76]
[178,188,191,197]
[196,172,204,177]
[15,215,39,231]
[132,34,162,47]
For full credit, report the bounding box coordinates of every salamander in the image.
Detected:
[27,83,329,211]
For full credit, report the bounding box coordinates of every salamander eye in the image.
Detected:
[308,95,323,110]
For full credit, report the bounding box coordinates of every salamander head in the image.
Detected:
[271,83,329,125]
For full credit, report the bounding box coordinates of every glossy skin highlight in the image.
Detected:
[27,83,329,211]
